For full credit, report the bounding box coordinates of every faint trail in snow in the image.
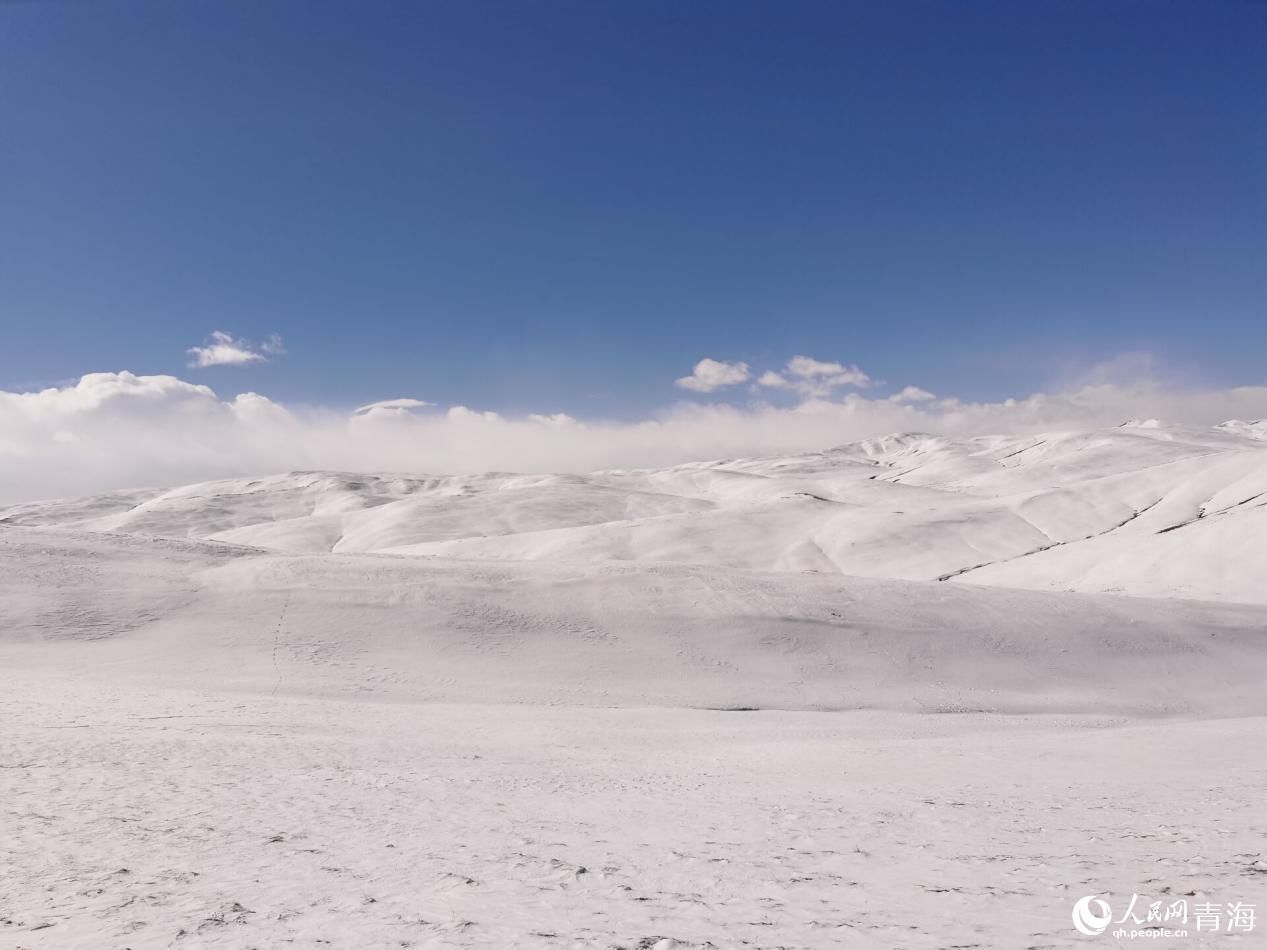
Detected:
[270,594,291,696]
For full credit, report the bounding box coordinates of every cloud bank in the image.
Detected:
[1,358,1266,504]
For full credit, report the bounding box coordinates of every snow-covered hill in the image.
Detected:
[4,419,1267,716]
[6,421,1265,603]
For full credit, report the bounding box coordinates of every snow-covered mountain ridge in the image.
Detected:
[5,421,1265,604]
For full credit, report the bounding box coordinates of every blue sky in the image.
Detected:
[1,0,1263,417]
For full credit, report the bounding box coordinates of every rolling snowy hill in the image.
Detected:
[5,421,1265,603]
[4,419,1267,717]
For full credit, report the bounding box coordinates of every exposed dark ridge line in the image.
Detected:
[1156,491,1266,535]
[937,559,998,581]
[938,499,1162,583]
[1220,491,1266,513]
[996,439,1048,462]
[878,466,924,483]
[885,473,911,483]
[789,491,843,504]
[865,456,922,481]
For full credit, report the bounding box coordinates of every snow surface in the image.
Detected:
[3,422,1266,948]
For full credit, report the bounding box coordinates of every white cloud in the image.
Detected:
[889,385,937,404]
[786,356,870,386]
[675,358,751,393]
[757,355,872,396]
[2,361,1267,504]
[187,330,284,368]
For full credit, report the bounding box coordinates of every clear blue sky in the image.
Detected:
[1,0,1263,415]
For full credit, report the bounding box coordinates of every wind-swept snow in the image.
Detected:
[7,673,1265,950]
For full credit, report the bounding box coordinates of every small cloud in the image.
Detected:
[353,398,432,416]
[889,385,937,404]
[186,331,284,368]
[786,355,871,388]
[758,356,871,396]
[260,333,286,356]
[675,358,751,393]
